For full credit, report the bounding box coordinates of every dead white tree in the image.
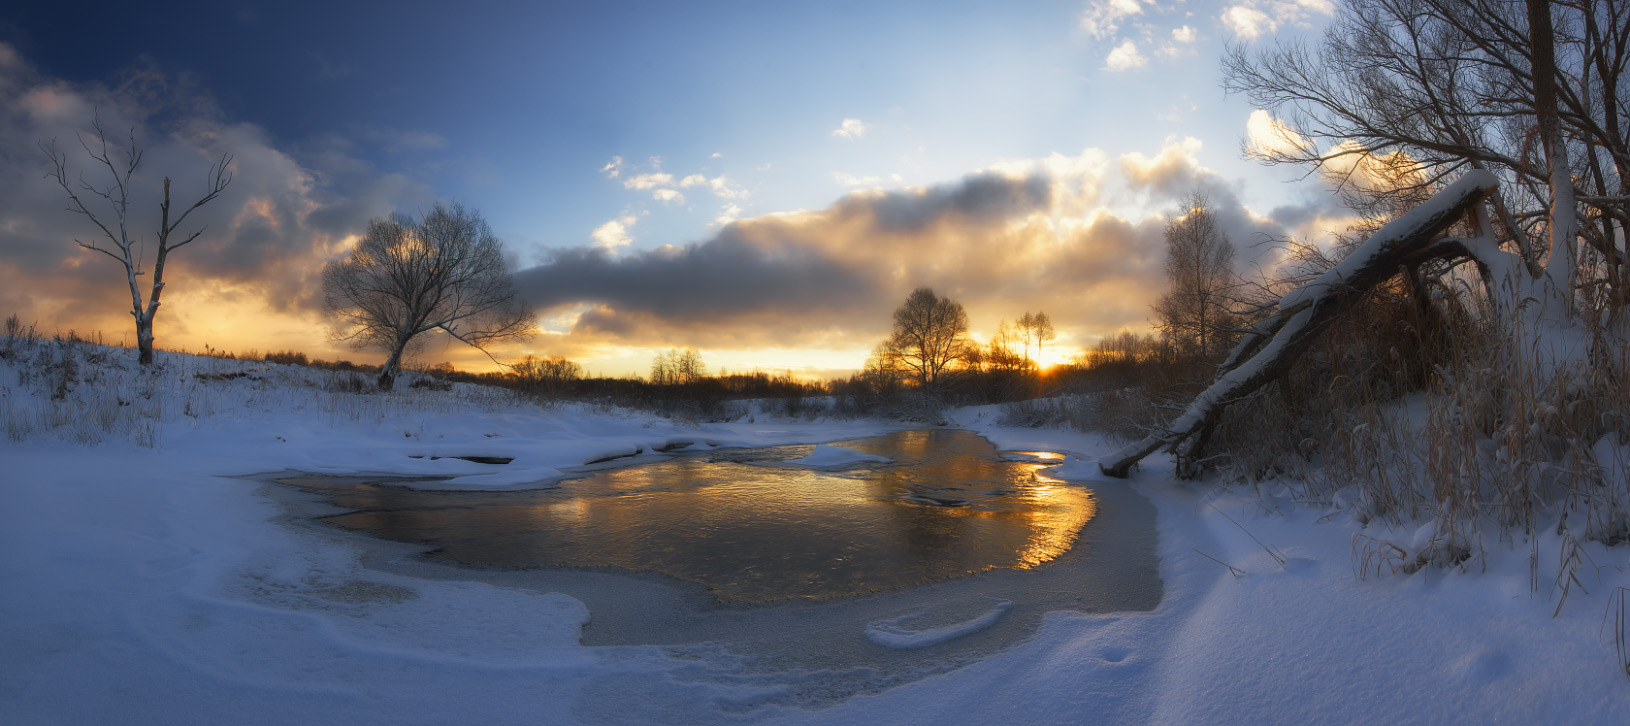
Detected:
[42,117,233,365]
[323,202,534,391]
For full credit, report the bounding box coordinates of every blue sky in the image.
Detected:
[0,0,1347,376]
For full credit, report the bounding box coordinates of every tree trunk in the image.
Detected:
[1527,0,1579,314]
[135,313,154,365]
[1101,171,1500,478]
[377,338,408,391]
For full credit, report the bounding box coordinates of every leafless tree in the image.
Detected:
[1015,311,1056,368]
[886,287,970,392]
[323,202,534,391]
[41,117,233,365]
[857,343,909,400]
[986,320,1028,373]
[1223,0,1628,312]
[512,354,582,397]
[1154,194,1237,360]
[650,348,706,385]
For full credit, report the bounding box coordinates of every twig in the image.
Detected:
[1194,548,1245,578]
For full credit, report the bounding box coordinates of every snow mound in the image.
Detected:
[865,600,1012,649]
[783,444,892,467]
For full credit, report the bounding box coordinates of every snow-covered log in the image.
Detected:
[1100,171,1500,478]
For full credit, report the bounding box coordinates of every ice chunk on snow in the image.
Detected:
[865,600,1012,649]
[783,444,892,467]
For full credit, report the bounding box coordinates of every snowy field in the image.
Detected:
[3,342,1629,724]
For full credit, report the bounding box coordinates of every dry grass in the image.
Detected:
[0,331,532,447]
[1201,275,1630,596]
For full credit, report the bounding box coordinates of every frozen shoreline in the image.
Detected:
[3,349,1629,724]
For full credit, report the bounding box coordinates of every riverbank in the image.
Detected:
[2,345,1627,724]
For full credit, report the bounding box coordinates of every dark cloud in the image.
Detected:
[517,227,882,320]
[513,165,1182,351]
[850,171,1053,231]
[510,140,1351,357]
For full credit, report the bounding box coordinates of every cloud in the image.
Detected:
[680,173,747,200]
[357,125,447,155]
[713,204,743,227]
[1172,25,1197,43]
[834,171,884,188]
[1080,0,1149,39]
[591,215,638,251]
[1104,40,1147,71]
[622,172,675,190]
[0,43,431,359]
[600,156,624,178]
[509,139,1334,356]
[1245,109,1312,159]
[1222,1,1335,40]
[1221,6,1275,39]
[651,188,684,204]
[832,118,868,139]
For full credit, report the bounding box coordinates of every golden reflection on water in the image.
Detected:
[297,430,1099,602]
[1014,467,1099,568]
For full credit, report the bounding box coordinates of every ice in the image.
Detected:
[1,340,1628,725]
[865,600,1013,649]
[780,443,892,467]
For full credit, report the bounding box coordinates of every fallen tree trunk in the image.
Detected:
[1100,170,1501,478]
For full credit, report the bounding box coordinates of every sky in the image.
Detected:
[0,0,1353,379]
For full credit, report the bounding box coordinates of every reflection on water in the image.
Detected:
[279,429,1096,603]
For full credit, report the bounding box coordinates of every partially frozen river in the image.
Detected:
[268,429,1160,707]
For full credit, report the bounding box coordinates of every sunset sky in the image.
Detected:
[0,0,1353,379]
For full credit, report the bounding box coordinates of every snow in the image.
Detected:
[866,600,1013,649]
[3,343,1629,724]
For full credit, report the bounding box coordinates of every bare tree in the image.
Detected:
[858,343,909,400]
[886,287,970,392]
[41,117,233,365]
[1016,310,1056,368]
[987,320,1028,373]
[324,202,534,391]
[1154,194,1237,360]
[650,348,706,385]
[1223,0,1628,314]
[512,354,582,397]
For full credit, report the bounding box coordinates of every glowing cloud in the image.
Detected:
[510,139,1341,367]
[591,216,638,250]
[1245,110,1314,159]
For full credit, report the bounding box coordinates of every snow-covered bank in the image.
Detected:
[2,344,1628,724]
